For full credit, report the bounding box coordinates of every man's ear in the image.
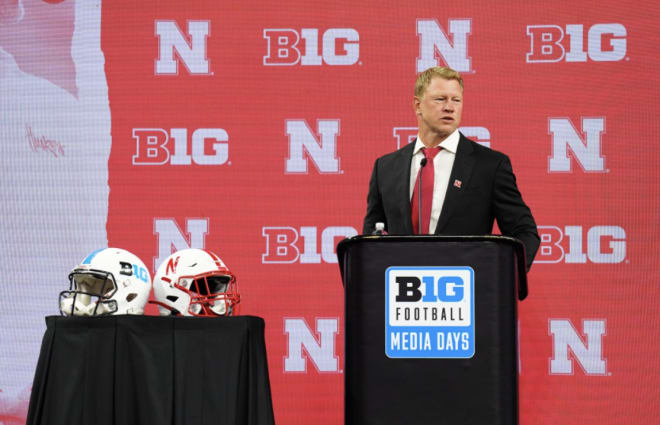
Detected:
[413,97,422,116]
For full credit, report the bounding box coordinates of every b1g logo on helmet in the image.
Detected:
[263,28,359,66]
[526,24,627,63]
[386,266,474,359]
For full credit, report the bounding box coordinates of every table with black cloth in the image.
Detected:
[26,315,276,425]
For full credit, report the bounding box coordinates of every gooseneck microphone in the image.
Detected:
[418,157,427,234]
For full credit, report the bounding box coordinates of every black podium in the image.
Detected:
[26,315,275,425]
[337,235,528,425]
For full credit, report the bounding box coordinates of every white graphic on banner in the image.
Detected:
[535,225,626,264]
[285,119,340,173]
[393,126,490,149]
[132,128,229,166]
[0,0,111,412]
[549,319,607,375]
[262,226,357,264]
[155,20,211,75]
[548,117,605,172]
[526,24,627,63]
[153,218,208,271]
[263,28,359,66]
[284,318,340,373]
[416,18,472,72]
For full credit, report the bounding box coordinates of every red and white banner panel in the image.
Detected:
[1,0,659,424]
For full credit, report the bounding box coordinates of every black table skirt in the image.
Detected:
[26,315,275,425]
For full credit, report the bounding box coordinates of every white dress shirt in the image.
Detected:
[409,129,460,234]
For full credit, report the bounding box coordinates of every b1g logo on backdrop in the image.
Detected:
[526,24,627,63]
[386,266,474,359]
[263,28,359,66]
[132,128,229,165]
[262,226,358,264]
[535,225,626,264]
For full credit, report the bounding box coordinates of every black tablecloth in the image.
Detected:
[26,315,275,425]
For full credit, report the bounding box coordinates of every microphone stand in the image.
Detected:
[418,157,427,234]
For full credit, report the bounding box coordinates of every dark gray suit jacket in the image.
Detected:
[363,133,540,268]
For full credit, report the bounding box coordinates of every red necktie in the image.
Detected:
[411,147,442,234]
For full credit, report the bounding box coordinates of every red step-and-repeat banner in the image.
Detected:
[1,0,659,424]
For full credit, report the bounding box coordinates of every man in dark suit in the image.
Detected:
[363,66,539,269]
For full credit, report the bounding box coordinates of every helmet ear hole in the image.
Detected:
[126,293,137,302]
[166,295,179,302]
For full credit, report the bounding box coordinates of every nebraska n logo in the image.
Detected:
[285,119,341,174]
[416,19,472,72]
[548,117,605,172]
[165,256,180,275]
[155,20,211,75]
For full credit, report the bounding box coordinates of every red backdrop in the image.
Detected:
[2,0,659,424]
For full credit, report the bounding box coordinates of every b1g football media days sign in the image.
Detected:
[386,266,474,358]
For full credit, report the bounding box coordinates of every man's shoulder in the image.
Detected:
[459,134,509,163]
[373,141,415,166]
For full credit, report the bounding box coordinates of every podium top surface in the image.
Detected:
[337,235,528,300]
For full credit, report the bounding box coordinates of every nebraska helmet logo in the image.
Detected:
[165,256,180,275]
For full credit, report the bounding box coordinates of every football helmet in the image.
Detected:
[152,249,240,316]
[59,248,152,316]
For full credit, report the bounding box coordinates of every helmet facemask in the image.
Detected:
[176,272,239,316]
[59,270,118,316]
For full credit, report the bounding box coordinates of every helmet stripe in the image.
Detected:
[204,249,224,270]
[82,248,105,264]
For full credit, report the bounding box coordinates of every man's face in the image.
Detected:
[414,77,463,139]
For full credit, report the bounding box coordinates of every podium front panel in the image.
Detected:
[340,236,520,425]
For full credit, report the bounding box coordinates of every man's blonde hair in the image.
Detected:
[414,66,464,98]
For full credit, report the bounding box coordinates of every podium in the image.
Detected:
[337,235,528,425]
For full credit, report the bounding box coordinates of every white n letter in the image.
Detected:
[549,319,607,375]
[284,318,339,372]
[155,21,210,75]
[549,117,605,172]
[417,19,471,72]
[154,218,208,270]
[285,119,340,173]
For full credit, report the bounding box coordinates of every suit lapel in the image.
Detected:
[394,142,415,234]
[435,135,476,234]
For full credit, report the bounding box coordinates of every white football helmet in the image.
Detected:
[59,248,152,316]
[152,249,240,316]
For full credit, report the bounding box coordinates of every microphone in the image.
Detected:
[418,157,427,234]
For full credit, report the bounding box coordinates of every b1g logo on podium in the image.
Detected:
[385,266,474,359]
